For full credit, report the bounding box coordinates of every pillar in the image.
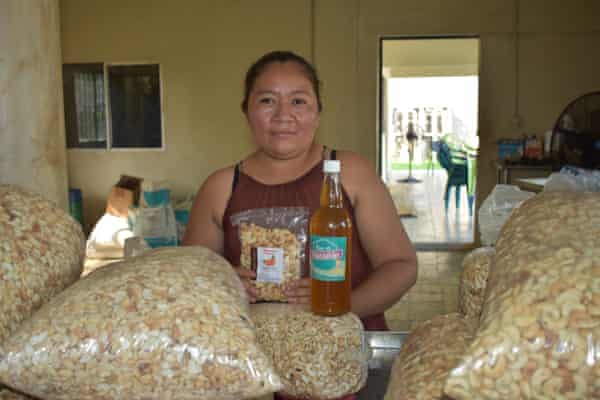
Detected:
[0,0,69,210]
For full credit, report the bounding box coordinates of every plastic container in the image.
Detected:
[68,188,83,226]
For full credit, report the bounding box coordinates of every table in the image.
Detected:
[514,177,548,193]
[495,161,553,185]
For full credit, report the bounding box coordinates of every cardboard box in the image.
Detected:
[105,175,143,218]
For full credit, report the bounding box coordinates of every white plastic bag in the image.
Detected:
[123,236,152,258]
[128,180,178,248]
[544,165,600,192]
[140,180,171,207]
[129,205,177,248]
[86,213,134,258]
[173,195,194,244]
[478,185,534,246]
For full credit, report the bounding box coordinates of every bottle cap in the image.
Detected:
[323,160,341,173]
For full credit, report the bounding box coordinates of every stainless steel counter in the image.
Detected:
[357,331,408,400]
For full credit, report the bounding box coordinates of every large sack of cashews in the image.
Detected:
[0,246,281,400]
[445,192,600,399]
[458,247,495,319]
[0,185,85,344]
[384,313,477,400]
[250,303,368,399]
[0,388,31,400]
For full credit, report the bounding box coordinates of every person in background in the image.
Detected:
[182,50,417,400]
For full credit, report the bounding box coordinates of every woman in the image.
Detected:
[183,50,417,398]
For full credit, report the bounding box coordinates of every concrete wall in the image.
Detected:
[59,0,600,231]
[0,0,69,209]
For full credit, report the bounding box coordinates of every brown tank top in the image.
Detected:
[222,150,388,330]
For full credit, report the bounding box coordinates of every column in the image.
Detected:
[0,0,69,210]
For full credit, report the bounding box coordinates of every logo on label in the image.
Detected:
[310,236,347,282]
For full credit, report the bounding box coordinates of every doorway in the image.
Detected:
[379,37,480,249]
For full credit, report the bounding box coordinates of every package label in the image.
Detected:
[310,235,347,282]
[255,247,284,283]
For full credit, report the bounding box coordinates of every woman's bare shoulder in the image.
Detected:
[202,165,236,191]
[336,150,377,182]
[335,150,382,205]
[183,165,236,248]
[194,165,237,216]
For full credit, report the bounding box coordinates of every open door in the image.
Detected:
[379,37,480,250]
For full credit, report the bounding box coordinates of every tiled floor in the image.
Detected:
[384,169,470,331]
[385,250,466,331]
[387,169,475,248]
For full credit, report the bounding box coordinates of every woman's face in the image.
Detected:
[245,62,320,160]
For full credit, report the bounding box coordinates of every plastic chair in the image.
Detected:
[437,140,472,215]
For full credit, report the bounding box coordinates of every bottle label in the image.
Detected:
[310,235,347,282]
[254,247,284,283]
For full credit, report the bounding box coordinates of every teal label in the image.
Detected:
[310,235,347,282]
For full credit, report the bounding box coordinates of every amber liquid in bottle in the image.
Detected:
[310,160,352,316]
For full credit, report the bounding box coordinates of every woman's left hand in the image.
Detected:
[283,278,311,304]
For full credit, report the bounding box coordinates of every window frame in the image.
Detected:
[64,61,166,152]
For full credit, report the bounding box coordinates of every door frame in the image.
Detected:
[377,34,480,179]
[377,34,481,250]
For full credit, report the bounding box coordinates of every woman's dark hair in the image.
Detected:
[241,50,323,113]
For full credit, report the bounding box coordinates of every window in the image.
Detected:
[63,63,163,149]
[63,63,106,148]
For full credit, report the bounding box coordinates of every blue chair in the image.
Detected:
[437,140,472,215]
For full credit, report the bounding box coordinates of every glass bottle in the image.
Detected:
[309,160,352,316]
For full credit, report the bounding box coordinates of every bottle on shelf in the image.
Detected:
[309,160,352,316]
[523,134,542,161]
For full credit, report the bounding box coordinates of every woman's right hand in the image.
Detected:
[234,267,259,303]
